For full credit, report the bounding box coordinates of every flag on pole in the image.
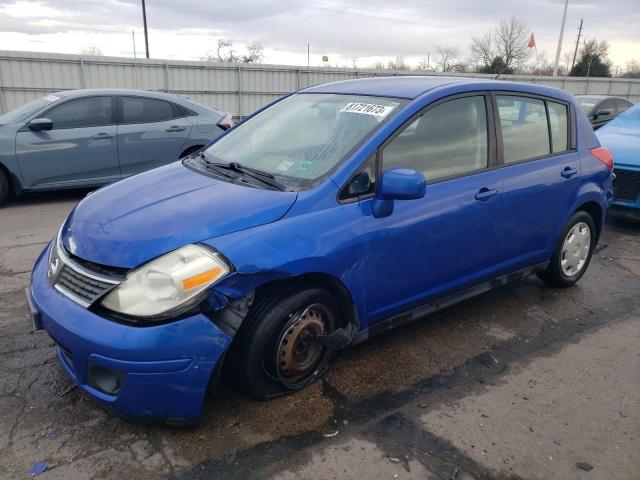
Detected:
[528,33,536,48]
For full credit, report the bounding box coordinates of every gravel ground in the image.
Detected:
[1,189,638,480]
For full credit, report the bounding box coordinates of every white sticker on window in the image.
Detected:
[340,102,394,118]
[44,94,60,102]
[277,160,295,172]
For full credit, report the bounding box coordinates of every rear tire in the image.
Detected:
[233,287,338,400]
[538,211,596,288]
[0,169,9,205]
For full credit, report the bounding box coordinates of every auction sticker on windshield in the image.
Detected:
[341,102,395,117]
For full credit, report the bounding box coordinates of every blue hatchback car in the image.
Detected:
[29,76,613,423]
[596,104,640,218]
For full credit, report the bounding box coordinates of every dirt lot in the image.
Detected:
[1,190,639,480]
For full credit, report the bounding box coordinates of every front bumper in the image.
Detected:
[30,242,232,420]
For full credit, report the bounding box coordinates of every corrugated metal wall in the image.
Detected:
[1,50,639,118]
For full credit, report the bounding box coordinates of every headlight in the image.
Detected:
[101,245,230,318]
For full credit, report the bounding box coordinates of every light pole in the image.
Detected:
[552,0,569,77]
[141,0,150,58]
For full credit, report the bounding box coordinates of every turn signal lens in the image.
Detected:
[183,267,223,290]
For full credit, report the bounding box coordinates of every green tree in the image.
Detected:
[478,56,514,75]
[569,38,611,77]
[570,55,610,77]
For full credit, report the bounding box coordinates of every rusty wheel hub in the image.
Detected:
[278,305,327,380]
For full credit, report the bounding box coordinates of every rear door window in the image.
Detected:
[382,95,488,182]
[497,96,550,163]
[46,96,113,129]
[121,97,179,124]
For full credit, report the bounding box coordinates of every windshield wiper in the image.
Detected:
[208,161,287,191]
[195,153,238,181]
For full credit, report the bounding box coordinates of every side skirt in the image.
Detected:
[351,262,549,346]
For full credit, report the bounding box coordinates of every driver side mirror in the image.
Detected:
[372,168,426,218]
[28,118,53,132]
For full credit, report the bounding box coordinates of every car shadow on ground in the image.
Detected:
[3,188,94,208]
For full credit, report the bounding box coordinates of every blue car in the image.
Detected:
[28,76,613,423]
[596,104,640,218]
[0,89,232,204]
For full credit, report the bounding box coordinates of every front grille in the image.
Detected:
[55,265,115,306]
[48,232,123,308]
[613,169,640,202]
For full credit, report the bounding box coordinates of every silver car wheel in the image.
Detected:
[560,222,591,277]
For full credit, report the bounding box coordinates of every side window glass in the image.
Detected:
[46,97,112,129]
[598,100,614,115]
[615,100,630,114]
[547,101,568,153]
[121,97,177,124]
[340,155,376,201]
[382,96,488,182]
[497,95,549,163]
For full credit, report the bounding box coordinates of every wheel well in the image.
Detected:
[179,145,204,158]
[0,163,18,195]
[253,273,358,331]
[575,201,603,241]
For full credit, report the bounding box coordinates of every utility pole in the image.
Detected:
[307,43,310,68]
[132,30,137,59]
[552,0,569,77]
[141,0,150,58]
[570,19,583,73]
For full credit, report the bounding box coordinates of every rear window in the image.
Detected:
[121,97,178,123]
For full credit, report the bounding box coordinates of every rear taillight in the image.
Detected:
[590,147,614,171]
[217,112,234,131]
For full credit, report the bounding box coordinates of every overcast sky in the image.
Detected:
[0,0,638,70]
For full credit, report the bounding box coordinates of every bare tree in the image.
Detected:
[416,57,434,71]
[82,46,103,56]
[623,59,640,78]
[470,32,494,67]
[581,38,609,59]
[387,56,408,71]
[494,16,530,69]
[435,45,459,72]
[241,42,264,63]
[373,61,386,70]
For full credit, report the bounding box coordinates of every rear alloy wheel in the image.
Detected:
[538,211,596,288]
[235,287,338,399]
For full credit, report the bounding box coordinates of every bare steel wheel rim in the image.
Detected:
[276,303,332,388]
[560,221,591,277]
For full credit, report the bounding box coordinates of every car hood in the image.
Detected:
[61,162,298,268]
[596,130,640,168]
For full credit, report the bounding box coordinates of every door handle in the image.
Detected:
[165,126,186,132]
[475,187,498,202]
[561,167,578,178]
[91,132,114,139]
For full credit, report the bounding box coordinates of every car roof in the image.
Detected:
[575,94,628,101]
[300,75,570,100]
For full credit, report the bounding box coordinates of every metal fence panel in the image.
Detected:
[1,50,639,118]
